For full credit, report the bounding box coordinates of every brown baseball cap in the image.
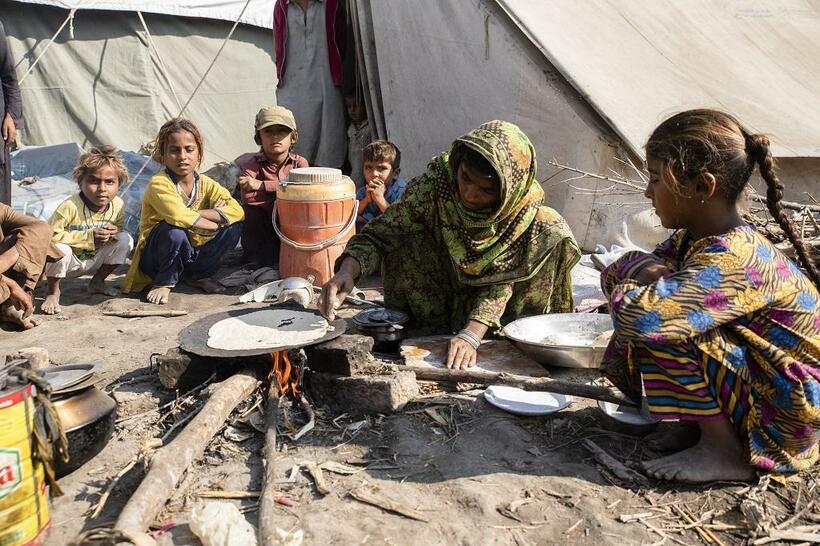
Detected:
[255,106,297,132]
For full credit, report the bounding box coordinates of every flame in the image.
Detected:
[270,351,299,397]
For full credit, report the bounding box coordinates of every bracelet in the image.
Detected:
[456,329,482,350]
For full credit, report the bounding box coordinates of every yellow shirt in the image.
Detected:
[48,193,125,260]
[122,171,244,293]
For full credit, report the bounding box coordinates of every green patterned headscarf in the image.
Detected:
[430,120,566,286]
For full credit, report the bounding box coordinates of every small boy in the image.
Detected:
[356,140,406,227]
[345,93,372,190]
[235,106,308,267]
[42,145,133,315]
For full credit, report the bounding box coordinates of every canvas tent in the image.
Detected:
[349,0,820,250]
[4,1,819,250]
[3,0,277,166]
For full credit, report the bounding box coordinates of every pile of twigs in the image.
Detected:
[743,190,820,263]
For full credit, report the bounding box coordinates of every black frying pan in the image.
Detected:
[178,303,346,358]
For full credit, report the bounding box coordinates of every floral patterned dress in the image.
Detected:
[601,226,820,473]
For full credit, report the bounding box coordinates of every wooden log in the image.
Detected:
[582,439,648,487]
[405,365,633,406]
[258,381,280,546]
[115,370,259,536]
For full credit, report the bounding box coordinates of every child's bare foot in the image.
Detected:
[88,277,118,297]
[41,294,62,315]
[642,418,755,483]
[189,278,225,294]
[0,303,41,329]
[147,285,172,305]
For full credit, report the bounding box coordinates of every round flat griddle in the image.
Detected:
[178,304,346,358]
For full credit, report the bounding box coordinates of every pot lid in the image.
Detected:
[352,307,409,327]
[40,364,96,392]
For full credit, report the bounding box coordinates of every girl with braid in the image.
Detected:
[601,109,820,483]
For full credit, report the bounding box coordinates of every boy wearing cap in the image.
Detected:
[235,106,308,267]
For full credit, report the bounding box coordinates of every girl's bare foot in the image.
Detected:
[147,285,172,305]
[41,294,62,315]
[188,278,225,294]
[88,277,118,297]
[0,303,41,329]
[642,418,755,483]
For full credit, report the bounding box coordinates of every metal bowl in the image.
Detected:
[502,313,614,369]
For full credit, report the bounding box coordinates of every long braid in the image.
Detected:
[748,133,820,289]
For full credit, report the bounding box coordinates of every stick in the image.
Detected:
[751,194,820,213]
[582,439,648,487]
[115,370,259,536]
[258,380,280,546]
[102,309,188,318]
[752,530,820,545]
[672,505,725,546]
[406,366,634,406]
[304,462,331,495]
[348,487,430,522]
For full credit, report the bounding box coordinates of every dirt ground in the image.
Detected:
[1,260,817,546]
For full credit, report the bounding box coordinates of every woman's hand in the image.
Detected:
[319,257,361,320]
[446,320,488,369]
[447,337,477,369]
[635,262,671,285]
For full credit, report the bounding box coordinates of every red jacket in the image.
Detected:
[273,0,346,87]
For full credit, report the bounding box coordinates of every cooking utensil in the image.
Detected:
[483,385,572,416]
[39,363,96,391]
[52,386,117,477]
[179,303,346,358]
[597,399,657,435]
[352,307,409,352]
[502,313,614,369]
[51,374,102,397]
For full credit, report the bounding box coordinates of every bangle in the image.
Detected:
[456,329,482,350]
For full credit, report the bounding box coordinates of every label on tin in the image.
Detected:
[0,448,22,500]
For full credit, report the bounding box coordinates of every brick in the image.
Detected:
[303,334,374,376]
[306,366,418,414]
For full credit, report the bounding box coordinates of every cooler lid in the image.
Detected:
[284,167,344,185]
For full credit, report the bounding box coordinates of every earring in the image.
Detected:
[700,199,705,204]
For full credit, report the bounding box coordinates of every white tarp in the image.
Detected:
[7,0,273,29]
[497,0,820,158]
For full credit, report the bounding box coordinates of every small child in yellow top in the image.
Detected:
[42,145,133,315]
[122,118,244,304]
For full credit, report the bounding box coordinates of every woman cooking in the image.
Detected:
[320,120,581,369]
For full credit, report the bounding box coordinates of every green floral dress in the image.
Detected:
[340,120,580,332]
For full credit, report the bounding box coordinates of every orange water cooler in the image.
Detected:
[274,168,357,285]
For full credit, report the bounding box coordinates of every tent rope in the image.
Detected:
[19,7,79,85]
[118,0,251,196]
[137,11,183,112]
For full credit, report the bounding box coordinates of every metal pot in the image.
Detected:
[352,308,409,353]
[52,386,117,478]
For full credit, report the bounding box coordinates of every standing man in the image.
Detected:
[0,21,22,205]
[273,0,347,168]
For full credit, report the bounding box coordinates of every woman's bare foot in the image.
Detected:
[0,303,41,329]
[643,422,700,452]
[41,294,62,315]
[88,277,118,297]
[147,285,172,305]
[188,278,225,294]
[642,418,755,483]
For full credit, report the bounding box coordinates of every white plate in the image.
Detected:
[483,385,572,416]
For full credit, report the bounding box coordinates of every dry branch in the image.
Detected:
[102,309,188,318]
[115,370,259,536]
[258,381,280,546]
[405,365,633,406]
[582,439,648,487]
[348,487,430,522]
